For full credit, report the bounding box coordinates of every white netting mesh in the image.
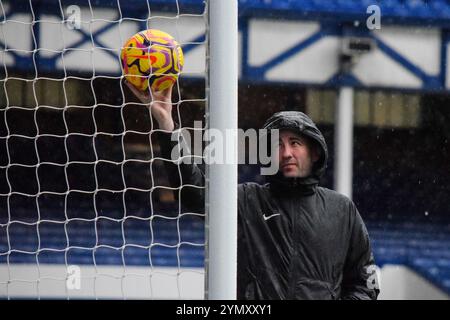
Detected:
[0,0,207,299]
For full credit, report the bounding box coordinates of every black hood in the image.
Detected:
[262,111,328,196]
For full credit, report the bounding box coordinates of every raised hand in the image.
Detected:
[125,80,175,132]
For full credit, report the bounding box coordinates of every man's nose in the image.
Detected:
[281,145,293,159]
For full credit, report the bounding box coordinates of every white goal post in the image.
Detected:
[206,0,238,300]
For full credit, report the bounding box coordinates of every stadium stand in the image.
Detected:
[0,212,205,268]
[2,212,449,295]
[368,220,450,295]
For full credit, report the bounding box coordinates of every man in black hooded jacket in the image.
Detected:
[126,83,380,300]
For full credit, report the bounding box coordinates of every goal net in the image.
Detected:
[0,0,207,299]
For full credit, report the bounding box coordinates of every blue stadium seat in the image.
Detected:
[430,0,450,17]
[367,220,450,295]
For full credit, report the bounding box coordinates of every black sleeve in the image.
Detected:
[340,202,380,300]
[236,184,252,299]
[157,127,205,213]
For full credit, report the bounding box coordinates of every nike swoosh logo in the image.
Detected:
[263,213,281,221]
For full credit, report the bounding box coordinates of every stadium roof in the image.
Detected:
[237,0,450,27]
[5,0,450,26]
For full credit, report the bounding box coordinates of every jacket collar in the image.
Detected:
[267,171,318,197]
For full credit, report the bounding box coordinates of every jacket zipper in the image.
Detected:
[288,196,297,299]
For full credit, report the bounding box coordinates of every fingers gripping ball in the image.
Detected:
[121,29,184,92]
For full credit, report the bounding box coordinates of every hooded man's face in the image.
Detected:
[277,130,319,178]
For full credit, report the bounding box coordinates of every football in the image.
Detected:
[121,29,184,92]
